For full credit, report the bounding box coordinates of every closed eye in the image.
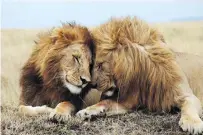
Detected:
[73,55,80,64]
[97,63,103,70]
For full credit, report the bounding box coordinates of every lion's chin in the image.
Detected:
[64,82,82,94]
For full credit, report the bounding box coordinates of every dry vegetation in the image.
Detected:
[1,21,203,135]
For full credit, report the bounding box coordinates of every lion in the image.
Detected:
[19,23,94,121]
[76,17,203,134]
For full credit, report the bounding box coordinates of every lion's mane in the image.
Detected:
[92,17,183,111]
[20,23,94,110]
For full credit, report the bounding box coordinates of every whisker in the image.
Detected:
[79,96,88,107]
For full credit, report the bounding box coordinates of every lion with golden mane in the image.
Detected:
[19,23,94,121]
[76,17,203,134]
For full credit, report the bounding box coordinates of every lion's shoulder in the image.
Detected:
[175,52,203,104]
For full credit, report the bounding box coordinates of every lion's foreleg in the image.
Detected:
[19,105,53,116]
[19,101,76,122]
[76,99,129,119]
[176,74,203,134]
[178,95,203,134]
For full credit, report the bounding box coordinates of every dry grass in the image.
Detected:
[155,21,203,55]
[1,29,43,105]
[2,106,189,135]
[1,21,203,135]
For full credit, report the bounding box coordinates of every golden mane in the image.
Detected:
[19,22,94,108]
[30,23,93,77]
[92,17,182,111]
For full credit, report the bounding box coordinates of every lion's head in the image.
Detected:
[91,17,181,111]
[34,23,94,94]
[91,17,164,94]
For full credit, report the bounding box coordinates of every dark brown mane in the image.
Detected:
[19,23,94,112]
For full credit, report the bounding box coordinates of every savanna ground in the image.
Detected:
[1,21,203,135]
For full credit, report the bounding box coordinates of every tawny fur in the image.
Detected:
[91,17,182,111]
[175,52,203,105]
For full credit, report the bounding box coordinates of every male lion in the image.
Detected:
[76,17,203,134]
[19,23,94,121]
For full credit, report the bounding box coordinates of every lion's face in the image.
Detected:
[60,44,92,94]
[39,24,94,95]
[92,55,116,96]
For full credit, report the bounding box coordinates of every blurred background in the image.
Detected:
[2,1,203,28]
[1,0,203,106]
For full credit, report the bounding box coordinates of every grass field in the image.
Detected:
[1,21,203,135]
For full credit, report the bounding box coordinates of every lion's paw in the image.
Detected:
[49,101,75,122]
[76,106,106,120]
[49,111,71,122]
[179,115,203,134]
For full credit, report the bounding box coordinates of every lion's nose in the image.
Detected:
[80,76,90,85]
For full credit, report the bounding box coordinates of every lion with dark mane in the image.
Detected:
[19,23,94,121]
[76,17,203,134]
